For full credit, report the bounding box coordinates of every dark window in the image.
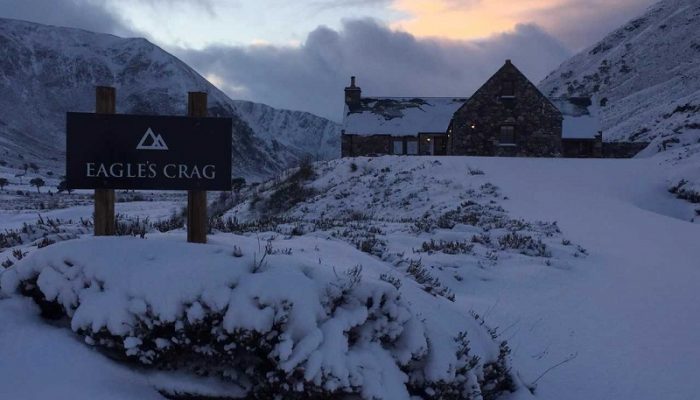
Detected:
[406,140,418,155]
[499,125,515,144]
[502,80,515,96]
[393,140,404,155]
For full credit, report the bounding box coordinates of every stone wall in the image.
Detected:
[450,61,562,157]
[602,142,649,158]
[342,134,392,157]
[562,137,603,158]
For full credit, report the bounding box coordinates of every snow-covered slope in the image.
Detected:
[0,18,340,179]
[222,156,700,399]
[539,0,700,145]
[232,100,339,160]
[1,156,699,398]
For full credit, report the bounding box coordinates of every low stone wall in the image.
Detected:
[602,142,649,158]
[342,134,391,157]
[342,134,650,159]
[562,138,602,158]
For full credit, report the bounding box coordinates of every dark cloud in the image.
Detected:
[177,19,571,121]
[116,0,218,17]
[0,0,137,37]
[0,0,574,121]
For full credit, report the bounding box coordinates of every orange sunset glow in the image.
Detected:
[392,0,594,40]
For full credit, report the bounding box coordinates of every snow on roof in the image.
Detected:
[343,97,467,136]
[563,115,600,139]
[343,95,600,139]
[550,97,601,139]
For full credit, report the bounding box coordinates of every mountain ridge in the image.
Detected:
[538,0,700,148]
[0,17,340,180]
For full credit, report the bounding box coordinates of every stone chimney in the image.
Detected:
[344,76,361,110]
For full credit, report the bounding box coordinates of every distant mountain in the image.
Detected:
[539,0,700,149]
[231,101,339,161]
[0,18,340,180]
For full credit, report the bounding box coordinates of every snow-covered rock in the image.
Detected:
[0,18,340,180]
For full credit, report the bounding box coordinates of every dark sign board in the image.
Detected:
[66,112,232,190]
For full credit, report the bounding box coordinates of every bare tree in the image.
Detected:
[30,177,45,193]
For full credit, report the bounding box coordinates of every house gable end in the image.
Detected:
[455,60,560,119]
[449,60,563,157]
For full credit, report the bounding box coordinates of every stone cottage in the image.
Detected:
[449,60,563,157]
[341,60,604,158]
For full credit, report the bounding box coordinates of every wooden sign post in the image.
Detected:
[187,92,208,243]
[94,86,116,236]
[67,87,231,243]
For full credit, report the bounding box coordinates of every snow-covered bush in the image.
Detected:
[114,214,149,237]
[498,232,551,258]
[331,223,387,257]
[669,179,700,203]
[405,259,456,302]
[418,239,475,255]
[0,237,517,400]
[152,211,186,232]
[0,217,87,252]
[258,160,317,217]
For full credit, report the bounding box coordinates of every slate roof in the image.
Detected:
[342,97,467,136]
[343,96,600,140]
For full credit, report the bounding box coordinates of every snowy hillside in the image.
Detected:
[223,156,700,400]
[539,0,700,205]
[1,155,699,398]
[0,18,340,180]
[539,0,700,146]
[232,100,339,161]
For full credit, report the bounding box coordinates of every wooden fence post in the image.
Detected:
[187,92,208,243]
[94,86,116,236]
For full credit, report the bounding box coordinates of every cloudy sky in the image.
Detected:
[0,0,656,120]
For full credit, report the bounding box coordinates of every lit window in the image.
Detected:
[407,141,418,155]
[499,125,515,144]
[393,140,404,155]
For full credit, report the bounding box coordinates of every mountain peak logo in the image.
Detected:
[136,128,169,151]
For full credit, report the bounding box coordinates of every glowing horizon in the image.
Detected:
[86,0,655,51]
[389,0,655,49]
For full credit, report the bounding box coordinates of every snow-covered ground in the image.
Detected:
[437,156,700,399]
[1,155,699,399]
[227,155,700,399]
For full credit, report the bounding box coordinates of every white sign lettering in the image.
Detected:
[85,162,216,180]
